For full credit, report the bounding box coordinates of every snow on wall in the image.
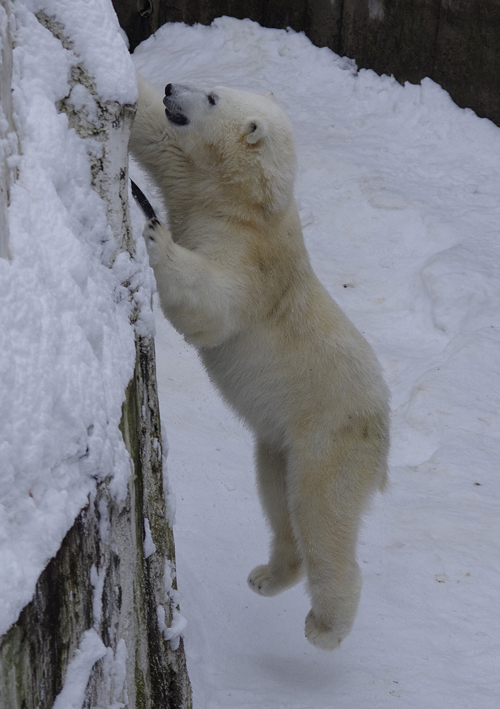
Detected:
[0,0,151,637]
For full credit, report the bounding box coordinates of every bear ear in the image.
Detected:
[243,117,268,145]
[265,91,275,100]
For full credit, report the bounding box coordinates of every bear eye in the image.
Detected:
[207,93,218,106]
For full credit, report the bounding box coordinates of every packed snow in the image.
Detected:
[1,2,499,706]
[0,0,142,637]
[131,17,500,709]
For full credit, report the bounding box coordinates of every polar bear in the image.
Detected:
[129,78,390,651]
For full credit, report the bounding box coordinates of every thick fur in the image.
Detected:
[129,78,390,651]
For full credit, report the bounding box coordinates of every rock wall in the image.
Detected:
[0,3,191,707]
[111,0,500,126]
[0,2,16,260]
[0,339,192,708]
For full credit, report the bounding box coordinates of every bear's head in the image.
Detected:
[163,83,297,213]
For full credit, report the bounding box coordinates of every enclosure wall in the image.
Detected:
[112,0,500,126]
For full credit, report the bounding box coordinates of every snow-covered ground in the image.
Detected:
[132,18,500,709]
[2,4,499,705]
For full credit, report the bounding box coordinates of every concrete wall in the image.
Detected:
[112,0,500,126]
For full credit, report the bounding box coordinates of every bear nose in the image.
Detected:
[165,83,172,97]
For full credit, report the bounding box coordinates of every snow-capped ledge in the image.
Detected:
[0,2,191,706]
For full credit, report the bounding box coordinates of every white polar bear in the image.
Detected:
[129,78,390,651]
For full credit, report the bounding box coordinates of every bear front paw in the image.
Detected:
[142,218,167,267]
[247,563,301,597]
[248,565,281,596]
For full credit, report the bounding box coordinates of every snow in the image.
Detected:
[157,602,188,652]
[1,1,499,704]
[29,0,135,103]
[131,16,500,709]
[143,517,157,558]
[0,0,142,637]
[90,562,105,628]
[52,629,107,709]
[52,630,128,708]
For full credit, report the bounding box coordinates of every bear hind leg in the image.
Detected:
[289,427,382,651]
[248,441,303,597]
[293,482,363,650]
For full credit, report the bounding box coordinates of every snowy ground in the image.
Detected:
[132,18,500,709]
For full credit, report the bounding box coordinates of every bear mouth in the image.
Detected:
[163,96,189,126]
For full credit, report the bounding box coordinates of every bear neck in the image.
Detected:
[200,165,294,217]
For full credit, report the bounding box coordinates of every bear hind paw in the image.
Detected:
[304,609,352,651]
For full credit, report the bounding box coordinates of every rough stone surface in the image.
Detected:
[0,340,192,709]
[0,2,17,260]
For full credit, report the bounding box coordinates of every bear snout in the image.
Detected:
[163,86,190,126]
[164,83,192,97]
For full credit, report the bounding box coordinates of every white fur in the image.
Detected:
[130,78,390,651]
